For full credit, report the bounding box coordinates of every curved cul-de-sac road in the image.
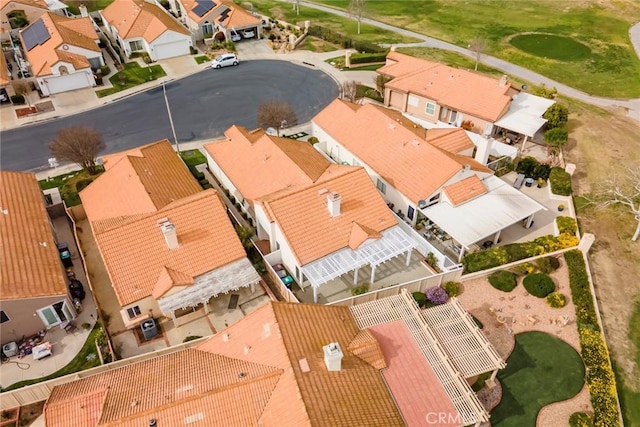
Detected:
[0,60,339,171]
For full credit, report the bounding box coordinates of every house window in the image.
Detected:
[425,193,440,207]
[376,178,386,194]
[407,95,419,107]
[129,40,143,51]
[425,102,436,116]
[127,305,142,319]
[407,206,415,220]
[58,65,69,75]
[37,301,73,328]
[449,110,458,124]
[0,310,9,324]
[202,21,213,37]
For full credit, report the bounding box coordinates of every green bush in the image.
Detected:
[516,156,539,178]
[308,136,319,145]
[532,163,552,180]
[10,94,25,104]
[351,283,370,295]
[523,273,555,297]
[565,250,621,427]
[189,46,198,55]
[543,103,569,129]
[100,64,111,75]
[349,50,389,64]
[441,281,461,297]
[569,412,594,427]
[546,292,567,308]
[512,261,535,276]
[488,270,517,292]
[536,256,560,274]
[412,291,427,307]
[556,216,578,235]
[550,167,572,196]
[75,178,94,192]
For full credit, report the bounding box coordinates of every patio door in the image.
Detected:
[37,300,73,328]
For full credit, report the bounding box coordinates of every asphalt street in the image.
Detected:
[0,60,339,171]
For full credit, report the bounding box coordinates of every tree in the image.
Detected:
[292,0,300,15]
[257,100,297,136]
[598,167,640,241]
[342,80,359,103]
[235,225,255,249]
[348,0,366,35]
[468,35,487,71]
[544,128,568,148]
[543,103,569,129]
[376,74,391,96]
[49,126,105,175]
[532,83,558,99]
[12,81,32,107]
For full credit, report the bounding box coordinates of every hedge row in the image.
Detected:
[307,25,385,53]
[550,167,572,196]
[565,250,620,427]
[557,216,578,235]
[349,50,389,64]
[462,233,579,273]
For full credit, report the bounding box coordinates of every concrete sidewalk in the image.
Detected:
[0,42,375,132]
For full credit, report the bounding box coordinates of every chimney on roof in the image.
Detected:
[327,192,341,217]
[78,3,88,17]
[499,75,509,87]
[323,342,343,371]
[157,218,179,250]
[149,420,157,427]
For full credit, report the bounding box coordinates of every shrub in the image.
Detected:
[425,286,449,305]
[307,136,319,144]
[10,94,25,104]
[100,64,111,75]
[550,167,572,196]
[441,281,461,297]
[532,163,552,180]
[556,216,578,235]
[189,46,198,55]
[536,256,560,274]
[488,270,517,292]
[75,178,93,192]
[543,103,569,129]
[565,250,620,426]
[516,156,539,178]
[349,50,389,65]
[351,283,370,295]
[546,292,567,308]
[569,412,593,427]
[512,262,535,276]
[523,273,555,297]
[412,291,427,308]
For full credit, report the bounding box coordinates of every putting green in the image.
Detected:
[510,34,591,61]
[491,331,585,427]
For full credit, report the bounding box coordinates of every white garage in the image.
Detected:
[40,71,95,96]
[152,39,191,60]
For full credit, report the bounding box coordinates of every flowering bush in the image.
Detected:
[441,281,461,297]
[569,412,594,427]
[425,286,449,305]
[546,292,567,308]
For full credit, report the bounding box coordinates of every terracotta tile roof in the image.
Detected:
[204,125,331,204]
[0,0,47,10]
[180,0,259,27]
[151,266,194,299]
[101,0,189,43]
[348,222,382,250]
[425,128,474,153]
[0,171,68,299]
[20,13,99,77]
[379,51,513,122]
[92,189,247,306]
[260,167,398,265]
[370,320,461,426]
[198,302,405,426]
[347,329,387,370]
[218,0,260,28]
[45,389,107,427]
[444,175,487,206]
[45,349,282,427]
[313,99,488,204]
[0,50,9,86]
[80,140,202,222]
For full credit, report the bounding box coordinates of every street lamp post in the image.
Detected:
[162,80,180,154]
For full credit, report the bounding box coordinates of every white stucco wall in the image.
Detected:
[148,30,191,60]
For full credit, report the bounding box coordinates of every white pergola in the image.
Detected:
[349,290,505,427]
[422,175,546,261]
[301,226,417,303]
[494,92,555,151]
[158,257,261,327]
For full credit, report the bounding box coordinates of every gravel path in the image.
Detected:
[458,260,593,426]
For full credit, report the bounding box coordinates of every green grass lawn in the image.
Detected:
[39,168,103,207]
[3,323,103,392]
[491,331,585,427]
[510,34,592,61]
[295,36,342,53]
[194,55,209,64]
[96,62,166,98]
[303,0,640,98]
[179,149,207,167]
[65,0,113,14]
[617,300,640,426]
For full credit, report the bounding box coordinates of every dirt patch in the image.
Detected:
[564,100,640,389]
[15,107,37,118]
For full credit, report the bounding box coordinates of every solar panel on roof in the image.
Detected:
[192,0,215,17]
[218,7,230,22]
[21,19,50,51]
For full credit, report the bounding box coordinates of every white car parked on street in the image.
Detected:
[211,53,239,69]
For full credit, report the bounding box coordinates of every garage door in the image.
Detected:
[154,40,190,60]
[46,72,91,94]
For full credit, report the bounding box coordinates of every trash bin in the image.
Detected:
[141,319,158,340]
[57,242,73,268]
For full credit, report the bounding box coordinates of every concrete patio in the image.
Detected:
[0,215,98,389]
[294,251,432,304]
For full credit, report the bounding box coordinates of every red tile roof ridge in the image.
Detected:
[349,222,382,250]
[151,266,194,299]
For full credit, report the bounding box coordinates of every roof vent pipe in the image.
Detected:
[149,419,157,427]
